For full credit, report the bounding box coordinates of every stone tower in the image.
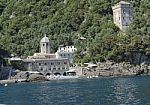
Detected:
[40,34,50,54]
[112,1,133,31]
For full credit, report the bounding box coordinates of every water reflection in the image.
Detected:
[108,77,140,105]
[30,80,84,105]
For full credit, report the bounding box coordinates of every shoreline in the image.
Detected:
[1,61,150,85]
[0,73,149,85]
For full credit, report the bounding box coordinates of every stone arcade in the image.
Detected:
[23,35,69,76]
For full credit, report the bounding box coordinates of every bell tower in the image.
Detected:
[40,34,50,54]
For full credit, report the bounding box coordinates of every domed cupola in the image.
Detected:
[40,34,50,54]
[40,35,49,43]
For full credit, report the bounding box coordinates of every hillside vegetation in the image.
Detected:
[0,0,149,64]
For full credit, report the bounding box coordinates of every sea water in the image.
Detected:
[0,76,150,105]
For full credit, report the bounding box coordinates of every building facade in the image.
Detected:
[112,1,133,31]
[23,35,69,76]
[55,46,77,64]
[23,58,69,75]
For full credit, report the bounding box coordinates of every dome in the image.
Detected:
[40,34,49,43]
[119,1,130,5]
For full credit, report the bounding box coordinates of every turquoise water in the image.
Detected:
[0,76,150,105]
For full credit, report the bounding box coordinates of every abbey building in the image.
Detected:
[22,35,74,76]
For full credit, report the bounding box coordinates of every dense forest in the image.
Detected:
[0,0,149,64]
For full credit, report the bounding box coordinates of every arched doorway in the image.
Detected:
[63,72,67,76]
[46,73,50,76]
[54,72,61,76]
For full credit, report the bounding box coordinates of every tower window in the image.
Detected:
[123,10,125,14]
[129,11,131,15]
[123,17,125,20]
[43,44,45,46]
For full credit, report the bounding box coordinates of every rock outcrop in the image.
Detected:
[82,61,150,77]
[11,71,48,82]
[26,74,48,82]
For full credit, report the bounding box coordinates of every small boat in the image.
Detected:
[4,84,8,87]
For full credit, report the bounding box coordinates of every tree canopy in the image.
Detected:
[0,0,149,64]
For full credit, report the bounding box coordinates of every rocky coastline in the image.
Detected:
[0,61,150,85]
[82,61,150,77]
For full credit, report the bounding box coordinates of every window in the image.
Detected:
[123,9,125,14]
[62,67,65,70]
[45,63,47,65]
[129,11,131,15]
[123,17,125,20]
[39,63,41,66]
[64,62,67,64]
[51,62,54,65]
[41,68,43,71]
[43,44,45,46]
[58,67,60,70]
[64,54,65,57]
[57,62,60,65]
[49,68,51,70]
